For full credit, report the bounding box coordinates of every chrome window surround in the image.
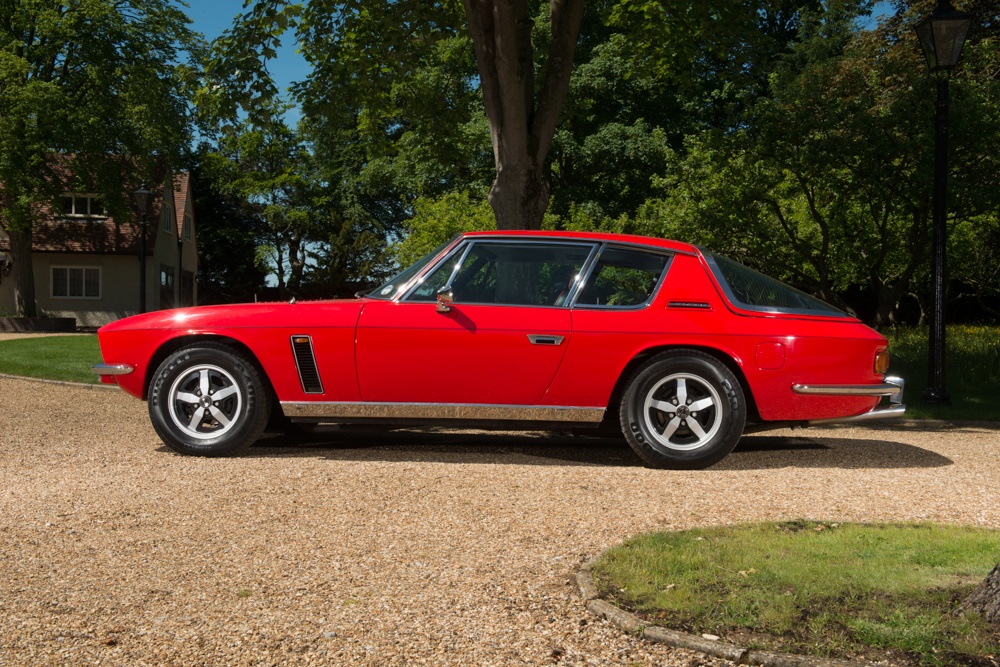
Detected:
[400,238,600,307]
[699,249,849,318]
[569,243,674,311]
[397,237,679,311]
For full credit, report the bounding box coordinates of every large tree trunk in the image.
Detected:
[489,161,550,231]
[9,228,37,318]
[462,0,584,230]
[955,564,1000,624]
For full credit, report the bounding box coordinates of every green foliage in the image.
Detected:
[633,3,1000,327]
[592,522,1000,665]
[0,0,201,225]
[884,325,1000,420]
[200,0,1000,316]
[189,148,269,304]
[0,335,101,384]
[0,0,201,315]
[395,192,494,266]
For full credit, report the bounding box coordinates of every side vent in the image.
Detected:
[668,301,712,310]
[290,335,324,394]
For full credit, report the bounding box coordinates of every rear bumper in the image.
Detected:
[792,376,905,425]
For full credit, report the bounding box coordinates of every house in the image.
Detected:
[0,173,197,329]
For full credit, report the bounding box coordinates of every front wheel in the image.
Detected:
[619,351,746,469]
[148,344,270,456]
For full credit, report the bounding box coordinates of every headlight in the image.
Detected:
[874,350,891,375]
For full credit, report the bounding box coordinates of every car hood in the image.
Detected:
[99,299,366,333]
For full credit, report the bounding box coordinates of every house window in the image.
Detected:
[61,194,105,218]
[161,204,174,233]
[182,214,192,241]
[160,265,175,309]
[51,266,101,299]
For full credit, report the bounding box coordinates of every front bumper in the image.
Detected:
[791,375,905,426]
[92,363,134,376]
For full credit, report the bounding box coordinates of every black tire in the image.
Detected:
[619,350,746,469]
[148,343,270,456]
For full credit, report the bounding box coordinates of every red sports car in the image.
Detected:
[93,231,904,469]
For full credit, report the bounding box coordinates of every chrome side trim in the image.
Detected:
[281,401,606,423]
[92,363,133,376]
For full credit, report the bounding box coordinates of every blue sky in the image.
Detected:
[181,0,895,122]
[183,0,310,113]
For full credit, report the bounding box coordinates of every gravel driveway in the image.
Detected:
[1,375,998,666]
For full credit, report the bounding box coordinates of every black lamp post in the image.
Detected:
[914,0,973,405]
[134,184,151,314]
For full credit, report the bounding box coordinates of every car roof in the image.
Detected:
[460,230,699,255]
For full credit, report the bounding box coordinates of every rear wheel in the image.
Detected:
[148,343,270,456]
[620,351,745,469]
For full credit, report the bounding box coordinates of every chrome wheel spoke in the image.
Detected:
[689,397,715,412]
[167,364,243,440]
[687,418,708,440]
[209,406,232,428]
[675,378,688,406]
[649,399,677,414]
[175,391,200,405]
[661,417,681,440]
[187,408,205,430]
[643,372,724,452]
[212,385,238,401]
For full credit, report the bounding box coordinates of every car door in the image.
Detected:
[541,245,675,408]
[355,239,596,406]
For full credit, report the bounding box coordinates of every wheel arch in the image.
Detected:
[142,334,272,401]
[606,345,761,425]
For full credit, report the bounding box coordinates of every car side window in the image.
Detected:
[405,241,593,306]
[575,247,670,308]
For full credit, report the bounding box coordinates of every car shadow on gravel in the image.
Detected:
[237,427,952,470]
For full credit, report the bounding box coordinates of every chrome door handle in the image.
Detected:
[527,335,565,346]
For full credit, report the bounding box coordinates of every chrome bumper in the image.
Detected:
[92,363,134,376]
[792,376,905,426]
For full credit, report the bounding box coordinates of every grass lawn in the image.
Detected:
[0,335,103,384]
[591,522,1000,666]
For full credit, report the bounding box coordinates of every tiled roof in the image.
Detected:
[0,172,191,255]
[173,172,190,238]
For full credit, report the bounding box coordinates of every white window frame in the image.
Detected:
[51,266,102,300]
[182,214,192,241]
[60,193,106,219]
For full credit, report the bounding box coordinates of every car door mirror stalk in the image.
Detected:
[436,286,454,313]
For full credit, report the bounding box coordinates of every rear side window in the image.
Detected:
[702,250,846,316]
[575,247,670,308]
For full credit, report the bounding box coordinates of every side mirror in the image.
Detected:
[436,286,454,313]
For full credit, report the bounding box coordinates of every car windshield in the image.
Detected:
[365,238,457,300]
[701,250,847,317]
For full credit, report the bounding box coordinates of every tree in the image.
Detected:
[460,0,584,229]
[640,1,1000,327]
[207,0,583,230]
[0,0,200,316]
[204,112,316,296]
[189,148,269,305]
